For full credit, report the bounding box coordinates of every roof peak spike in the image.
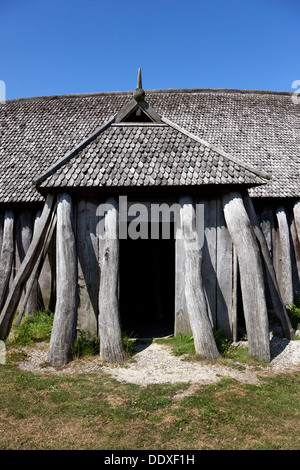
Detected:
[137,67,142,89]
[133,67,145,102]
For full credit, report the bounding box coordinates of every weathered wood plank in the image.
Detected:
[38,228,53,309]
[174,234,191,335]
[98,198,124,362]
[179,196,220,360]
[0,212,4,255]
[222,192,270,362]
[200,199,217,327]
[15,210,34,314]
[290,214,300,295]
[47,193,77,366]
[231,245,238,342]
[216,199,233,338]
[0,210,14,312]
[293,201,300,241]
[0,194,55,340]
[244,195,294,339]
[76,199,99,339]
[275,206,294,305]
[260,206,275,256]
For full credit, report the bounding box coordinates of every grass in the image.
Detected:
[8,309,54,346]
[0,357,299,450]
[154,330,266,367]
[8,310,135,360]
[287,291,300,337]
[1,307,299,450]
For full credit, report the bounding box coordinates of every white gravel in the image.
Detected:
[15,335,300,388]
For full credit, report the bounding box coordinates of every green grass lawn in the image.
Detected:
[1,311,299,450]
[0,349,299,450]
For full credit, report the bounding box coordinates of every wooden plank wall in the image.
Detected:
[76,199,99,339]
[196,198,235,339]
[0,206,55,319]
[256,201,300,308]
[0,196,299,341]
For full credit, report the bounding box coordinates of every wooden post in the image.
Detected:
[0,212,4,254]
[179,196,220,360]
[0,194,55,340]
[260,206,274,256]
[98,197,124,362]
[231,245,238,343]
[275,206,294,305]
[222,192,270,362]
[290,213,300,294]
[48,193,77,367]
[15,210,34,315]
[294,201,300,241]
[37,208,52,310]
[0,210,14,312]
[243,195,294,339]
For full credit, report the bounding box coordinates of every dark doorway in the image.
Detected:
[120,223,175,338]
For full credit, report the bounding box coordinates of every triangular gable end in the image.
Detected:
[115,68,162,123]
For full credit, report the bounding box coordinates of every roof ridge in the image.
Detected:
[3,87,293,103]
[161,117,271,182]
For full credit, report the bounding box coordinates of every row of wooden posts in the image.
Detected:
[0,191,299,365]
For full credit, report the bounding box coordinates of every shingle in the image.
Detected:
[0,88,299,202]
[38,123,267,189]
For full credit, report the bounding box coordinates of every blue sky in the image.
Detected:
[1,0,300,99]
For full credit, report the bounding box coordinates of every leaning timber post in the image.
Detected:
[98,197,124,363]
[275,206,294,305]
[179,196,220,360]
[243,195,294,339]
[25,210,42,317]
[0,210,14,312]
[14,211,40,325]
[294,201,300,242]
[222,192,270,362]
[15,210,34,315]
[47,193,77,367]
[0,212,4,254]
[290,207,300,293]
[0,194,55,340]
[15,211,57,326]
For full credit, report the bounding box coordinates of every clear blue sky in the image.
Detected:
[1,0,300,99]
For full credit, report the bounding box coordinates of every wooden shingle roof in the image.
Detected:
[37,120,269,190]
[0,86,299,202]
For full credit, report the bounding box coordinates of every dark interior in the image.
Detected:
[120,222,175,338]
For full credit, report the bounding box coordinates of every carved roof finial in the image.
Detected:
[133,67,145,102]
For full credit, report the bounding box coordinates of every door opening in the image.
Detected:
[120,222,175,338]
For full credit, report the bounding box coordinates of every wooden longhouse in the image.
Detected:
[0,70,299,365]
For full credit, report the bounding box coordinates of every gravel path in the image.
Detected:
[16,335,300,388]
